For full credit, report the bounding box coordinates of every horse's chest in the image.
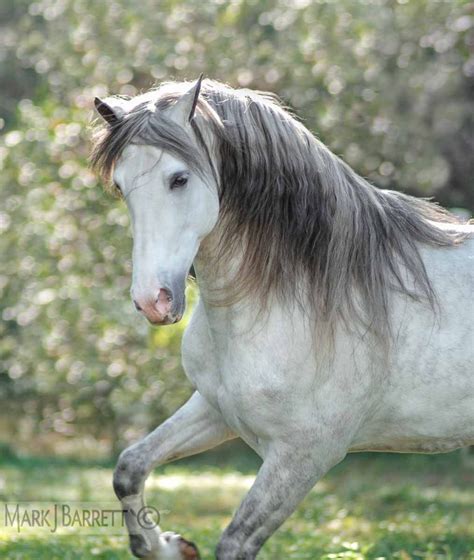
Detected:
[181,300,312,450]
[182,323,262,449]
[181,302,222,409]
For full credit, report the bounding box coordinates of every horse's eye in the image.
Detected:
[170,173,189,190]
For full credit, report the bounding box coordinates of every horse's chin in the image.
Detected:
[148,314,183,326]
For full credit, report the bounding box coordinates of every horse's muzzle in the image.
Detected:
[132,286,184,325]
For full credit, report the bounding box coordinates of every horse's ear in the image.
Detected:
[170,74,204,125]
[94,97,126,126]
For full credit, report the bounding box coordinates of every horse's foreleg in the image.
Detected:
[216,440,347,560]
[113,391,235,559]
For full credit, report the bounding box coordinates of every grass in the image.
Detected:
[0,443,473,559]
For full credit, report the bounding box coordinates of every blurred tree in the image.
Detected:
[0,0,472,457]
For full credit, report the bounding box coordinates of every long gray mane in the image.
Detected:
[91,79,464,337]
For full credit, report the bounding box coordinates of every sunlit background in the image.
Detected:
[0,2,473,558]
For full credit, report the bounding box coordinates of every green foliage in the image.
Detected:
[0,0,473,455]
[0,450,473,559]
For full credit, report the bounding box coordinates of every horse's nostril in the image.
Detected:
[133,299,142,312]
[156,288,173,303]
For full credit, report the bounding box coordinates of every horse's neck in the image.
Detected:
[193,226,268,334]
[193,226,243,302]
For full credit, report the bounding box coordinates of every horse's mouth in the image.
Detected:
[148,314,183,326]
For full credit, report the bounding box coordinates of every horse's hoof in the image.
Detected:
[159,531,200,560]
[178,536,200,560]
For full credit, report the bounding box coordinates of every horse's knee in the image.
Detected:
[113,446,147,499]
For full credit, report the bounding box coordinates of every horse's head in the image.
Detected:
[94,77,219,325]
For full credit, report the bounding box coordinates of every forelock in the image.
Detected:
[90,91,215,190]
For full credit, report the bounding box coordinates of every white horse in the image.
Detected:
[92,77,473,560]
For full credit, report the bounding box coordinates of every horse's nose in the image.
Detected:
[133,288,173,324]
[154,287,173,316]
